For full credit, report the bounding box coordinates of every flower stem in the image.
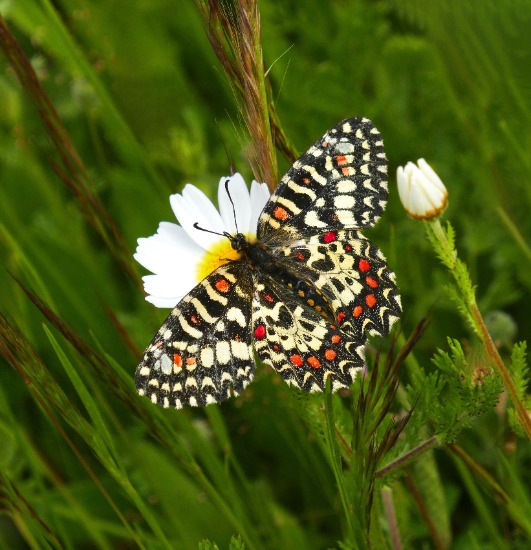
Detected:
[426,219,531,439]
[470,302,531,437]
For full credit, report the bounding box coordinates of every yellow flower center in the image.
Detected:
[196,237,245,282]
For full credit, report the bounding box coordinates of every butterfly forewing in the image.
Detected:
[135,264,255,408]
[257,117,388,246]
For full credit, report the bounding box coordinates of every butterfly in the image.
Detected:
[136,117,401,408]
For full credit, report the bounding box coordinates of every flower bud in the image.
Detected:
[397,159,448,220]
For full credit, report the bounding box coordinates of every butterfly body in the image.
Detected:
[230,233,273,269]
[136,117,401,408]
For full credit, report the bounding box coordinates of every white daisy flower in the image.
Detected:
[397,158,448,220]
[134,173,270,308]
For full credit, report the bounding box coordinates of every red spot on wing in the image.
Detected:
[337,311,346,323]
[331,334,341,344]
[263,293,275,303]
[307,356,321,369]
[254,324,266,339]
[325,349,337,361]
[190,314,201,325]
[359,259,370,272]
[336,155,348,166]
[296,252,305,261]
[353,306,363,318]
[323,231,338,243]
[273,206,289,221]
[186,356,196,366]
[345,244,352,252]
[173,354,183,367]
[365,276,379,288]
[215,278,231,293]
[342,167,353,176]
[290,354,304,367]
[366,294,377,308]
[302,177,310,184]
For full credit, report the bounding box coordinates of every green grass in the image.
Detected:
[1,1,530,548]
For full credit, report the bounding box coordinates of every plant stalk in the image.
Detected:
[426,219,531,439]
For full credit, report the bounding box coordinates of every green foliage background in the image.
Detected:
[0,0,530,548]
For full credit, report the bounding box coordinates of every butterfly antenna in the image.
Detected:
[224,179,239,233]
[193,223,231,240]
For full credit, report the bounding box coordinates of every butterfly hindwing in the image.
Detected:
[258,117,388,245]
[251,273,366,392]
[280,230,402,341]
[136,264,255,408]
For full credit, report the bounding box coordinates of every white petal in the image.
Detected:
[182,185,225,228]
[170,185,225,249]
[134,223,203,276]
[249,180,270,235]
[146,295,181,308]
[410,171,429,215]
[396,166,408,206]
[404,161,416,180]
[218,173,251,234]
[418,159,446,193]
[422,180,445,209]
[134,239,178,277]
[142,273,193,303]
[154,222,205,258]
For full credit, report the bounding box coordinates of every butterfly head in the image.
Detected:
[229,232,247,252]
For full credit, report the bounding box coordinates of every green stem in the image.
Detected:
[323,389,357,544]
[426,219,531,439]
[448,444,509,503]
[471,303,531,438]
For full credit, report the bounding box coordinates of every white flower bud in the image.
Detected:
[397,159,448,220]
